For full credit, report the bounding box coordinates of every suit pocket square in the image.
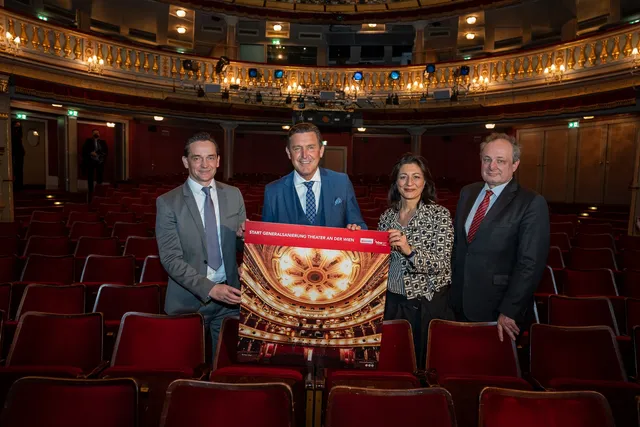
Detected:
[334,198,343,206]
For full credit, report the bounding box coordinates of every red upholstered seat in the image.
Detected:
[575,233,616,251]
[562,268,618,297]
[123,236,158,261]
[69,221,106,240]
[534,266,558,323]
[73,237,119,281]
[139,255,168,283]
[22,235,70,257]
[0,312,104,406]
[111,222,149,244]
[570,248,618,270]
[31,210,64,222]
[210,316,307,427]
[0,236,18,256]
[66,211,100,228]
[326,320,420,394]
[530,324,639,427]
[478,387,615,427]
[0,222,21,238]
[547,246,565,269]
[100,313,205,427]
[2,377,138,427]
[550,222,575,237]
[104,211,134,227]
[0,255,17,282]
[79,255,136,308]
[15,284,85,318]
[160,380,293,427]
[621,250,640,270]
[93,284,160,359]
[326,386,456,427]
[548,295,619,334]
[550,232,571,252]
[426,319,532,427]
[25,220,67,239]
[580,223,614,235]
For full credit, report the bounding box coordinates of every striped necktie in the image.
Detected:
[467,190,493,242]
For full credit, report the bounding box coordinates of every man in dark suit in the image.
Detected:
[262,123,366,230]
[82,129,108,198]
[450,133,549,341]
[11,121,25,192]
[156,132,246,356]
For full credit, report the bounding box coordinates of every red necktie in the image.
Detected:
[467,190,493,242]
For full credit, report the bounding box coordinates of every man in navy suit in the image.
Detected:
[262,123,366,230]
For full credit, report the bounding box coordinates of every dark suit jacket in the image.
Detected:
[82,138,108,166]
[261,168,366,229]
[450,179,549,323]
[156,179,246,315]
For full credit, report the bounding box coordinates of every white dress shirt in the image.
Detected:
[293,168,321,214]
[187,177,227,284]
[464,180,511,235]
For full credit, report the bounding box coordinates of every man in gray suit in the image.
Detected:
[156,132,246,356]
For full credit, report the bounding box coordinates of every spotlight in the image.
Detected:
[485,123,495,129]
[389,70,400,80]
[273,24,282,31]
[154,116,164,121]
[197,86,205,98]
[465,33,476,40]
[221,90,230,100]
[215,56,230,74]
[282,125,291,130]
[352,71,364,81]
[177,26,187,34]
[176,9,187,17]
[357,127,366,132]
[285,95,292,104]
[368,23,377,28]
[248,68,258,78]
[460,65,470,76]
[106,122,116,128]
[274,69,284,79]
[392,94,399,105]
[182,59,193,71]
[425,63,436,74]
[466,16,477,25]
[256,92,262,103]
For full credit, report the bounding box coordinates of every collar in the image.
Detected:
[187,176,216,195]
[483,179,511,198]
[293,168,321,186]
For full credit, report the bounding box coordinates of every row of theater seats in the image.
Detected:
[0,314,632,427]
[0,378,619,427]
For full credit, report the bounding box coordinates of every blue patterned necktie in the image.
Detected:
[303,181,316,224]
[202,186,222,270]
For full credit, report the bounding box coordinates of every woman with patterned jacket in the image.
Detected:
[378,153,454,367]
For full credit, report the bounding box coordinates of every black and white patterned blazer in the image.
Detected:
[378,202,454,300]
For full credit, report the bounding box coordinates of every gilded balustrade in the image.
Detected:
[0,9,638,109]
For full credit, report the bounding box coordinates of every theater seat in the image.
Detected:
[426,320,532,427]
[100,312,206,427]
[2,377,138,427]
[478,387,615,427]
[326,386,456,427]
[160,380,293,427]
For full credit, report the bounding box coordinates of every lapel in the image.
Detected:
[461,182,484,235]
[216,181,230,250]
[182,180,206,251]
[472,179,519,241]
[319,168,333,226]
[283,171,300,224]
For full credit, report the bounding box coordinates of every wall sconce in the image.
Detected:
[544,63,565,83]
[87,55,104,74]
[632,47,640,70]
[4,31,21,55]
[470,75,489,93]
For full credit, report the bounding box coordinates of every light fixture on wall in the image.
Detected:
[106,122,116,128]
[544,62,565,83]
[4,31,21,55]
[273,24,282,32]
[357,127,366,132]
[368,23,377,28]
[282,125,290,130]
[465,33,476,40]
[583,116,594,120]
[177,26,187,34]
[485,123,496,129]
[87,55,104,74]
[51,104,63,108]
[154,116,164,121]
[470,75,489,93]
[176,9,187,17]
[466,16,477,25]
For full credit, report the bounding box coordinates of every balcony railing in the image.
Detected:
[0,9,638,110]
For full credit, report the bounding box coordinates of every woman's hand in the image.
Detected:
[388,229,412,256]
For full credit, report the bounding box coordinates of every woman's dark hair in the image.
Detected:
[388,153,436,210]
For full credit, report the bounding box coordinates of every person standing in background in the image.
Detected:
[82,129,108,199]
[11,121,25,192]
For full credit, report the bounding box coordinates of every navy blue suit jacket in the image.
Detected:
[262,168,366,229]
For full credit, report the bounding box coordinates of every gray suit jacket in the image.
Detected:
[156,179,246,315]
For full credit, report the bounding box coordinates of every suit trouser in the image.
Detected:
[86,163,104,195]
[200,301,239,363]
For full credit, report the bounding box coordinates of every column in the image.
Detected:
[483,24,495,53]
[220,122,237,182]
[72,0,92,32]
[0,75,13,221]
[408,126,426,155]
[224,15,238,60]
[412,21,427,65]
[65,115,78,192]
[561,0,578,41]
[317,44,328,66]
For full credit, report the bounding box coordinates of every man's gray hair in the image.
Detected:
[479,133,521,163]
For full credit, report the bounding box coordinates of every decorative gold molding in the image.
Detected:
[0,79,7,94]
[0,113,7,120]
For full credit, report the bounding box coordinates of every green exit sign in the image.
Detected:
[272,39,280,45]
[16,113,27,120]
[67,110,78,117]
[568,121,580,128]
